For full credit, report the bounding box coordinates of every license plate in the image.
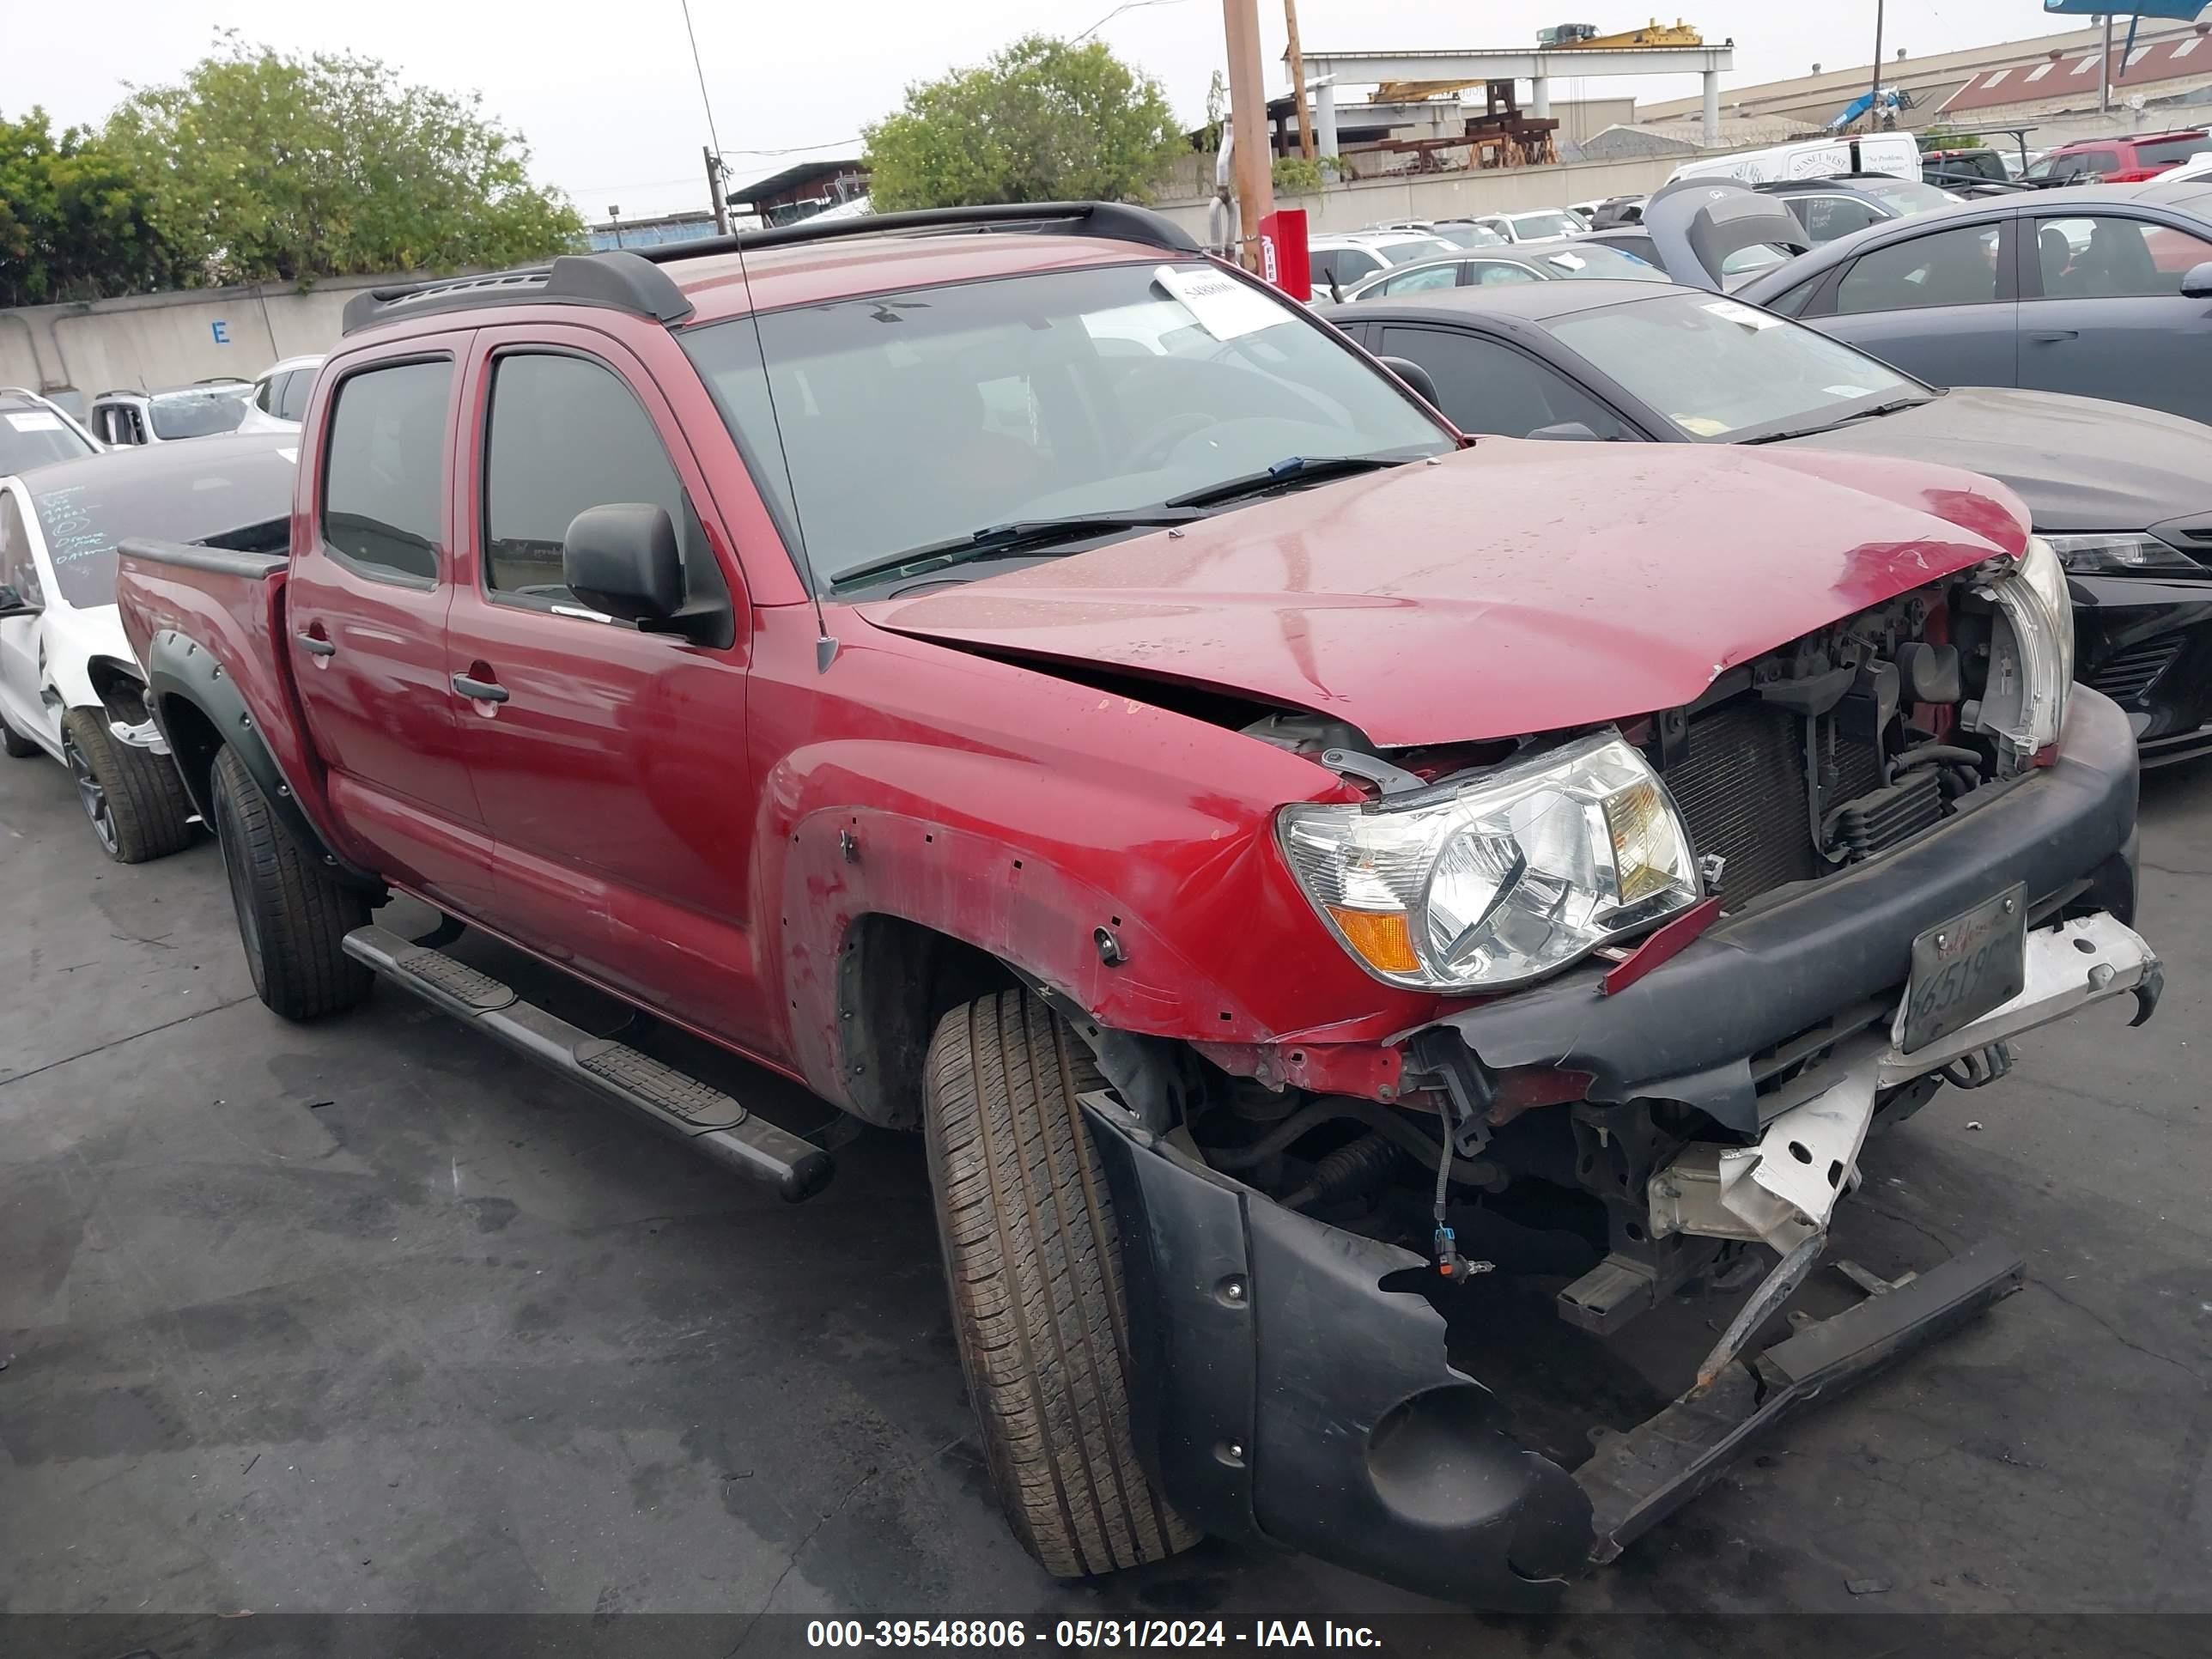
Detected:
[1899,884,2027,1055]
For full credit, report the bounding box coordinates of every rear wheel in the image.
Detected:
[923,988,1195,1578]
[209,744,371,1019]
[60,708,195,862]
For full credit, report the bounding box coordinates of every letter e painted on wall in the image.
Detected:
[211,320,230,344]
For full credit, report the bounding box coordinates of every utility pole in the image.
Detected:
[1221,0,1274,271]
[1283,0,1316,161]
[2100,12,2113,116]
[704,146,732,235]
[608,205,624,249]
[1868,0,1884,132]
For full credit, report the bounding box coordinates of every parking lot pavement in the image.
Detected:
[3,750,2210,1626]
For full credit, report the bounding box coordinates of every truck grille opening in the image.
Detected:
[1662,700,1881,911]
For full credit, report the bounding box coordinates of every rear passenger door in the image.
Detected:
[1805,217,2019,388]
[444,325,769,1048]
[286,337,493,913]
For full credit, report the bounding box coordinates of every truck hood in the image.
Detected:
[1771,386,2212,534]
[856,441,2027,748]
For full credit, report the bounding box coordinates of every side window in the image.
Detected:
[2033,215,2212,298]
[1307,251,1335,289]
[321,359,452,582]
[253,376,277,414]
[482,352,722,616]
[1765,276,1824,319]
[1377,326,1632,441]
[0,491,42,607]
[1793,194,1887,243]
[1380,263,1462,295]
[277,370,314,422]
[1468,261,1541,286]
[1835,224,2001,313]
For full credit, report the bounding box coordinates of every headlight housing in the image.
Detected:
[2043,532,2197,574]
[1278,732,1699,991]
[1974,535,2075,760]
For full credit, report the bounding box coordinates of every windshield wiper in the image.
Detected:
[1741,396,1933,444]
[827,512,1199,593]
[1165,453,1411,509]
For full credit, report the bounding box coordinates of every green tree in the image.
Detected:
[106,33,584,284]
[863,34,1184,211]
[0,108,180,307]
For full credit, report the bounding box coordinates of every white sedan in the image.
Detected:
[0,434,298,861]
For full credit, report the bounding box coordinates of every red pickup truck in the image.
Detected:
[114,203,2159,1604]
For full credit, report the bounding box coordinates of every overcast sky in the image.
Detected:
[3,2,2094,221]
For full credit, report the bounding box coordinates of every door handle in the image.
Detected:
[296,631,337,658]
[2027,329,2079,343]
[451,672,509,703]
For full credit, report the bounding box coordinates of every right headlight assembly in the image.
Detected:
[1974,534,2075,762]
[1278,732,1700,992]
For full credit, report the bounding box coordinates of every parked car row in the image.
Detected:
[2,200,2177,1607]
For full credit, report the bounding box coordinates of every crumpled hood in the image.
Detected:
[1774,386,2212,533]
[857,440,2027,747]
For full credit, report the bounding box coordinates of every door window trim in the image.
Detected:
[2017,208,2208,301]
[1826,213,2020,314]
[315,351,456,592]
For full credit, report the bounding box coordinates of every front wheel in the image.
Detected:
[209,744,372,1020]
[923,988,1195,1578]
[61,708,195,862]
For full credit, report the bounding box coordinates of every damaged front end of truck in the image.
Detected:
[1049,541,2159,1604]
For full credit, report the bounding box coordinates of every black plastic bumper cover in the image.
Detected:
[1086,1097,2030,1604]
[1429,689,2141,1131]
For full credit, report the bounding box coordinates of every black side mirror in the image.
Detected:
[564,502,683,622]
[0,582,39,620]
[1528,421,1598,441]
[2182,260,2212,300]
[1376,355,1441,408]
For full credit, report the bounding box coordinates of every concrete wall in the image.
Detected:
[1152,151,1686,239]
[0,274,398,402]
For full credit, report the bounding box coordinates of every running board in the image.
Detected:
[342,924,834,1202]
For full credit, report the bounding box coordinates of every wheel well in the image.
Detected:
[155,693,224,815]
[837,915,1019,1129]
[86,658,152,722]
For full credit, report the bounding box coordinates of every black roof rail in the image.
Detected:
[631,199,1201,264]
[340,252,696,337]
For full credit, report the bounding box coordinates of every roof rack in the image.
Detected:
[338,201,1200,338]
[631,199,1200,265]
[340,254,696,337]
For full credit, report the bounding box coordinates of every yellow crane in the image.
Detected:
[1376,20,1703,102]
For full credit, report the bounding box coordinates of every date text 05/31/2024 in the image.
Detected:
[805,1620,1383,1650]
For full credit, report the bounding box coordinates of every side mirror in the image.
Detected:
[563,503,683,623]
[1376,355,1442,408]
[1528,421,1599,441]
[2182,260,2212,300]
[0,582,40,620]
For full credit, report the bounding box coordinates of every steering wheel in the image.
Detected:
[1127,410,1217,471]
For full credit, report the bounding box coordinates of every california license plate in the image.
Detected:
[1899,884,2027,1055]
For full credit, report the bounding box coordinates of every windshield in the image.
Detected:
[1431,223,1507,248]
[1547,290,1919,441]
[1855,177,1956,215]
[1376,237,1457,265]
[679,262,1451,587]
[147,386,251,441]
[1511,211,1584,240]
[30,441,298,608]
[1521,242,1672,282]
[0,406,95,474]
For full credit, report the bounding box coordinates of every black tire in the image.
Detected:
[61,708,196,863]
[922,989,1195,1578]
[209,744,372,1020]
[2,714,36,758]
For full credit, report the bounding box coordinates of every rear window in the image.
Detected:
[321,360,452,581]
[30,442,298,609]
[2137,137,2212,168]
[1510,211,1584,240]
[0,405,96,475]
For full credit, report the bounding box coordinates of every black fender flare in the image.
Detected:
[142,626,386,896]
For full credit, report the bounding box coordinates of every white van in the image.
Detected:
[1668,133,1923,187]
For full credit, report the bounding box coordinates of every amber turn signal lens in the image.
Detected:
[1326,906,1420,974]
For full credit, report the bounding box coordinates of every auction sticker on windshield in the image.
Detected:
[1153,264,1285,340]
[5,411,64,432]
[1700,299,1782,330]
[1899,883,2027,1054]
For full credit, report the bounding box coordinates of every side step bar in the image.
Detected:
[343,924,834,1202]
